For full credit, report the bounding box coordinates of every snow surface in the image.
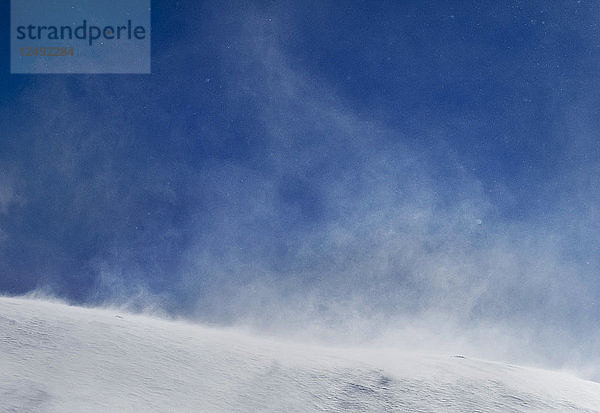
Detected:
[1,296,600,412]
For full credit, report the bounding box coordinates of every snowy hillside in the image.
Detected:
[1,296,600,412]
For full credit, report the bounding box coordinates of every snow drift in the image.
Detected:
[1,296,600,412]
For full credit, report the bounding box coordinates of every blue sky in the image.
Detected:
[1,1,600,374]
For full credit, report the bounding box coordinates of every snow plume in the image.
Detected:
[1,3,600,381]
[173,11,600,378]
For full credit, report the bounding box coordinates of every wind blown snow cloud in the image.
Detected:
[1,2,599,380]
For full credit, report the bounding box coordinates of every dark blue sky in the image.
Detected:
[1,0,600,371]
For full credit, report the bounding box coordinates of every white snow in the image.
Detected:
[1,296,600,412]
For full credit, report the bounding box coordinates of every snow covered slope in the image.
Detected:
[1,296,600,412]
